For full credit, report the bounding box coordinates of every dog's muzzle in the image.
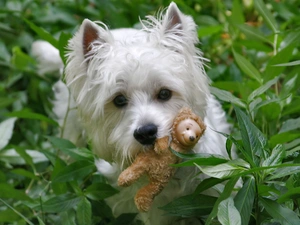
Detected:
[134,123,157,145]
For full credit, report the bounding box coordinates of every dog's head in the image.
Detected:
[65,2,209,166]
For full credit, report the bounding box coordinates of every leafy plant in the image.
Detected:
[1,0,300,224]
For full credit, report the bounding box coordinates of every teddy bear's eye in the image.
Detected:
[186,128,190,130]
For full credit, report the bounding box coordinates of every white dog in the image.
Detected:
[32,2,232,225]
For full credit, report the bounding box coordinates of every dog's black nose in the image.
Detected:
[134,123,157,145]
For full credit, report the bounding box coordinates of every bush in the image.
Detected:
[1,0,300,224]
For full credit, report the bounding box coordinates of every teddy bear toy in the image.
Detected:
[117,107,206,212]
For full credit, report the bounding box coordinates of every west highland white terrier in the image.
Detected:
[32,2,232,225]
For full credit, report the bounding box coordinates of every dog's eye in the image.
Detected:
[113,95,128,108]
[158,89,172,101]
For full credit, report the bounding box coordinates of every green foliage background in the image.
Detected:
[1,0,300,224]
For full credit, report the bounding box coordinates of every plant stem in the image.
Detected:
[60,87,72,139]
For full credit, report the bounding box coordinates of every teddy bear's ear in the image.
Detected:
[197,117,206,133]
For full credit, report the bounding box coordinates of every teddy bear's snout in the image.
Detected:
[189,136,195,142]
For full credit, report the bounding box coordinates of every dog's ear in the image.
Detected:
[82,19,100,57]
[81,19,110,58]
[160,2,198,49]
[164,2,183,33]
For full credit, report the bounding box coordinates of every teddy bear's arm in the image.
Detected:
[154,136,169,154]
[118,158,148,187]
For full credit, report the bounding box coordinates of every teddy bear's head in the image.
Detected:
[172,107,206,149]
[174,118,203,147]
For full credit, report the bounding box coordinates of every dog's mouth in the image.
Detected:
[133,123,158,146]
[136,137,156,146]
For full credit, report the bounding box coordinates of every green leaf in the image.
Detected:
[11,168,38,180]
[0,117,16,150]
[196,159,249,179]
[171,150,228,167]
[258,184,280,197]
[11,47,36,71]
[214,131,252,164]
[46,136,76,149]
[23,18,58,48]
[260,197,300,225]
[33,193,81,213]
[278,187,300,203]
[280,74,298,98]
[58,32,72,65]
[262,145,285,172]
[238,40,272,52]
[37,216,46,225]
[0,183,32,201]
[274,60,300,67]
[261,101,281,121]
[234,177,255,225]
[76,197,92,225]
[0,149,27,165]
[210,86,246,108]
[52,160,96,183]
[225,138,233,159]
[218,197,241,225]
[58,147,94,162]
[14,147,35,171]
[84,183,119,201]
[194,178,226,194]
[279,30,300,50]
[171,149,228,161]
[267,166,300,180]
[231,0,245,24]
[282,97,300,116]
[250,95,290,117]
[254,0,279,33]
[0,199,34,225]
[160,194,217,217]
[7,110,58,126]
[196,15,219,26]
[61,210,76,225]
[0,149,47,165]
[198,25,223,37]
[0,97,16,109]
[235,24,271,44]
[232,49,262,84]
[51,158,68,195]
[269,132,300,147]
[234,107,268,165]
[264,44,295,81]
[0,207,22,223]
[248,76,279,102]
[205,177,240,225]
[279,118,300,133]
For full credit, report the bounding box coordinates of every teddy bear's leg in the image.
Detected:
[134,181,166,212]
[118,162,147,187]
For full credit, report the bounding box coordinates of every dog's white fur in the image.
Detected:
[32,3,232,225]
